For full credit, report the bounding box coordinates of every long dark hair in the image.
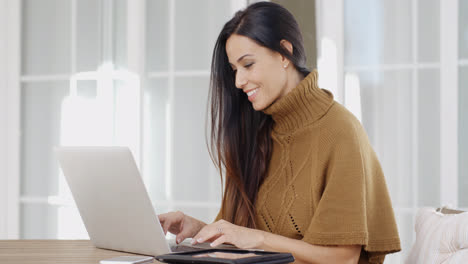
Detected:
[208,2,310,228]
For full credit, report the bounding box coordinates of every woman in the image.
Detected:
[158,2,401,263]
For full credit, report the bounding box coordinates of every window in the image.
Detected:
[17,0,244,239]
[3,2,465,263]
[459,0,468,208]
[317,0,463,262]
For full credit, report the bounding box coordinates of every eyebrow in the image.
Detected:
[237,54,253,62]
[229,54,253,68]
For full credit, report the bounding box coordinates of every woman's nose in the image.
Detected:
[235,71,247,89]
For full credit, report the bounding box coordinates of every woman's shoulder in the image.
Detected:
[282,101,369,147]
[306,101,370,146]
[293,101,366,138]
[322,102,373,149]
[323,101,362,129]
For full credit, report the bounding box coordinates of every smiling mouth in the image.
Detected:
[246,89,258,96]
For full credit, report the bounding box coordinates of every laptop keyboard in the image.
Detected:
[170,244,203,252]
[170,241,238,252]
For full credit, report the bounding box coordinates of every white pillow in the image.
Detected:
[405,207,468,264]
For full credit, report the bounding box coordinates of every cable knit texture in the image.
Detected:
[216,70,401,263]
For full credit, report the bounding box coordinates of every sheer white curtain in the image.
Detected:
[20,0,139,239]
[11,1,468,261]
[17,0,242,239]
[0,0,21,239]
[459,0,468,208]
[318,0,465,263]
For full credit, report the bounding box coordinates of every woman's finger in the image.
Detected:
[193,222,224,244]
[158,212,181,235]
[162,218,173,235]
[158,214,166,222]
[210,234,228,248]
[191,226,206,244]
[175,226,193,244]
[158,215,167,233]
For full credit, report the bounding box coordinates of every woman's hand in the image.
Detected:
[158,211,206,244]
[192,219,266,249]
[191,219,361,264]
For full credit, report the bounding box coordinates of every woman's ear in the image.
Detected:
[280,39,293,55]
[280,39,293,67]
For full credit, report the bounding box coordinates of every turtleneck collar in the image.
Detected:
[262,70,334,133]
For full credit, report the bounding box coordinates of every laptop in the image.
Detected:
[55,146,228,256]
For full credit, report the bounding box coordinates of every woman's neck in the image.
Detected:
[281,69,305,98]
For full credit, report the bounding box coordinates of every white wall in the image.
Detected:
[0,0,8,239]
[0,0,20,239]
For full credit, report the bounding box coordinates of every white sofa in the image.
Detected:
[406,207,468,263]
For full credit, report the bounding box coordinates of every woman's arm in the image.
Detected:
[193,219,361,264]
[260,231,361,264]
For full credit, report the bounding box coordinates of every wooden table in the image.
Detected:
[0,240,163,264]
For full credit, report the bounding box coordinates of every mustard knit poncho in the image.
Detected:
[218,70,401,263]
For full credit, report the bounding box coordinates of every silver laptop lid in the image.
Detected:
[55,146,171,256]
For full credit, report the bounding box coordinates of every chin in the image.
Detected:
[251,102,266,111]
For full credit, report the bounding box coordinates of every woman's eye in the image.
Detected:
[244,63,254,68]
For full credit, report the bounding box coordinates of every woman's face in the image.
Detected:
[226,34,290,111]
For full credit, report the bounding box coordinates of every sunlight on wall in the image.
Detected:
[317,38,339,100]
[344,73,362,122]
[55,62,141,238]
[317,37,363,122]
